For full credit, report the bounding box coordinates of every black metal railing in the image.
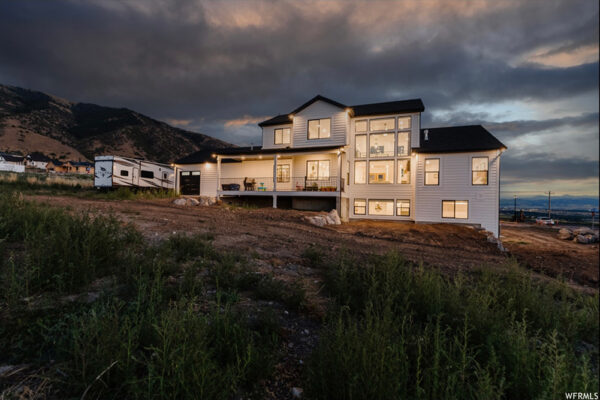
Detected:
[219,176,338,192]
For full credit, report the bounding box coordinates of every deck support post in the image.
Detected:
[216,156,221,200]
[273,155,278,208]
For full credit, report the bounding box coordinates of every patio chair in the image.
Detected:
[243,177,256,191]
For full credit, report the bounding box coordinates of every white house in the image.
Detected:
[174,95,506,236]
[0,152,26,173]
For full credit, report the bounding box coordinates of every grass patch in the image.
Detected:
[0,191,279,399]
[305,252,599,399]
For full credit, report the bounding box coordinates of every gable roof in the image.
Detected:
[27,152,52,162]
[415,125,506,153]
[0,152,24,162]
[351,99,424,116]
[175,148,240,164]
[258,95,425,127]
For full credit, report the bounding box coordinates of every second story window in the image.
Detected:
[308,118,331,139]
[425,158,439,185]
[355,135,367,158]
[369,133,395,157]
[274,127,291,145]
[472,157,489,185]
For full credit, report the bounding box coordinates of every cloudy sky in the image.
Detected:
[1,0,598,196]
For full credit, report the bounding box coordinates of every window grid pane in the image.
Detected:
[398,116,411,130]
[354,161,367,184]
[455,201,469,219]
[396,200,410,216]
[369,118,395,132]
[369,133,395,157]
[355,120,367,133]
[397,131,410,156]
[369,160,394,184]
[398,159,410,184]
[355,135,367,158]
[442,201,455,218]
[354,199,366,215]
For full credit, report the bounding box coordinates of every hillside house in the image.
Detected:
[46,159,68,173]
[0,152,26,172]
[25,153,52,170]
[66,161,94,174]
[175,95,506,236]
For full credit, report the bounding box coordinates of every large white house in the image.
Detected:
[174,95,506,236]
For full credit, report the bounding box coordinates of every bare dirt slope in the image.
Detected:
[500,222,598,288]
[27,195,599,292]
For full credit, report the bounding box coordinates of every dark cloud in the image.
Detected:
[0,0,598,192]
[501,153,599,182]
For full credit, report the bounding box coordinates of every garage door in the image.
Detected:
[180,171,200,195]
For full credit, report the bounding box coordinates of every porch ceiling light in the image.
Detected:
[288,114,294,120]
[211,153,216,158]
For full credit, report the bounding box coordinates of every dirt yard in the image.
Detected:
[27,195,599,293]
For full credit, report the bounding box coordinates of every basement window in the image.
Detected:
[472,157,489,185]
[354,199,366,215]
[368,199,394,216]
[442,200,469,219]
[141,170,154,179]
[396,200,410,216]
[120,170,129,177]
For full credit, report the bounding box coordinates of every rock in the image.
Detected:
[327,209,342,225]
[307,216,327,227]
[574,227,594,236]
[292,387,303,398]
[576,235,592,244]
[557,228,573,240]
[186,198,200,206]
[324,215,335,225]
[172,198,187,206]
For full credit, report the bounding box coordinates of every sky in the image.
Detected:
[0,0,598,196]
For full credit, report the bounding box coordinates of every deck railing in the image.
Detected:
[219,176,339,192]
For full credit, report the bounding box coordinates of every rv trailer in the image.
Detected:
[94,156,175,189]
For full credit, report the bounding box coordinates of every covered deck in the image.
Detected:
[215,145,344,207]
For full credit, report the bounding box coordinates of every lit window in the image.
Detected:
[274,127,291,145]
[397,159,410,184]
[354,199,366,215]
[442,200,469,219]
[369,118,395,132]
[368,199,394,216]
[397,131,410,156]
[398,116,411,130]
[369,133,395,157]
[277,164,290,182]
[355,135,367,158]
[369,160,394,184]
[308,119,331,139]
[425,158,439,185]
[355,120,367,133]
[354,161,367,184]
[396,200,410,216]
[307,160,330,180]
[472,157,488,185]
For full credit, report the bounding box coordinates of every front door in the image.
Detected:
[180,171,201,195]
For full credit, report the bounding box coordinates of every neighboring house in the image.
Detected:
[46,159,68,173]
[66,161,94,174]
[25,152,52,170]
[175,95,506,236]
[0,152,26,172]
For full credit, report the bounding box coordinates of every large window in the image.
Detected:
[472,157,489,185]
[354,161,367,184]
[442,200,469,219]
[369,160,394,184]
[355,135,367,158]
[396,200,410,216]
[355,120,367,133]
[354,199,366,215]
[307,160,330,180]
[397,159,410,184]
[397,131,410,156]
[368,199,394,216]
[276,164,290,182]
[369,118,395,132]
[425,158,439,185]
[274,127,291,145]
[308,118,331,139]
[369,133,395,157]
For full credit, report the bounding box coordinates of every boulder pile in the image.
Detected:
[305,209,342,227]
[172,197,216,207]
[556,227,599,244]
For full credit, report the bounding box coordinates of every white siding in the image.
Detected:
[292,100,348,148]
[174,163,218,197]
[414,150,501,236]
[262,123,293,150]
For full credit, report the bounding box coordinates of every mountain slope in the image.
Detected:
[0,84,231,163]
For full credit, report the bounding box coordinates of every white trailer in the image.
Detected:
[94,155,175,189]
